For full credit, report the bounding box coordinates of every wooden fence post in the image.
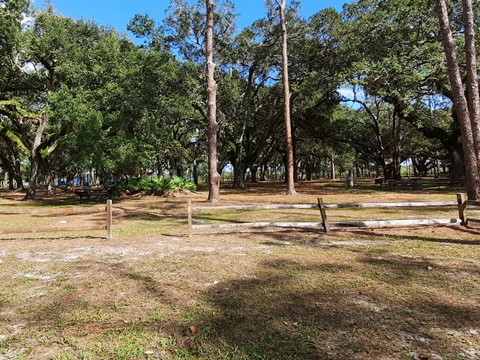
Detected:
[106,199,113,239]
[457,193,468,225]
[187,200,193,237]
[317,197,330,232]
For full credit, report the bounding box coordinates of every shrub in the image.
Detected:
[112,175,196,195]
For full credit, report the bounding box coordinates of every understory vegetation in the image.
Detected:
[112,176,196,195]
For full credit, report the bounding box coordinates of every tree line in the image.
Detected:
[1,0,479,199]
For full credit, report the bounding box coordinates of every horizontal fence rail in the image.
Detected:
[320,199,461,232]
[191,204,319,211]
[187,195,472,236]
[0,200,113,239]
[325,218,461,230]
[187,200,326,236]
[323,201,457,208]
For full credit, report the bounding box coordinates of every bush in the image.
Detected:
[113,175,196,195]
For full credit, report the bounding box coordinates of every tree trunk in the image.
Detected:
[232,162,245,189]
[192,160,199,186]
[206,0,220,202]
[392,153,402,180]
[25,112,47,200]
[40,158,55,194]
[436,0,480,199]
[260,164,267,181]
[380,157,389,179]
[450,140,465,179]
[25,153,41,199]
[277,0,297,195]
[66,171,75,191]
[46,170,54,194]
[176,165,183,178]
[14,157,23,190]
[330,156,335,179]
[412,157,420,177]
[306,155,313,181]
[4,172,8,189]
[232,142,246,189]
[0,153,23,190]
[251,165,258,183]
[463,0,480,168]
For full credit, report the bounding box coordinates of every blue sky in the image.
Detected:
[35,0,351,36]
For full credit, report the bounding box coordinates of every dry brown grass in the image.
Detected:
[0,179,479,359]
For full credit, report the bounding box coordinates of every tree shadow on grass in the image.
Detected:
[187,257,480,359]
[12,249,480,360]
[346,226,480,246]
[198,225,480,249]
[357,253,480,283]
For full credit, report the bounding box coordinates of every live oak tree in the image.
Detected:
[220,14,289,189]
[333,0,479,183]
[0,0,29,189]
[25,6,203,189]
[0,3,198,193]
[332,95,438,179]
[23,10,117,194]
[0,1,59,198]
[288,7,344,180]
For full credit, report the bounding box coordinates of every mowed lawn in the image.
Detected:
[0,180,479,360]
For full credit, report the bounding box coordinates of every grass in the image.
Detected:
[0,180,479,359]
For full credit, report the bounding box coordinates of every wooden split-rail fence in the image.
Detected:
[187,194,479,236]
[0,200,113,239]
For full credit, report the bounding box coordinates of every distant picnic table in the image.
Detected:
[74,186,111,202]
[375,177,465,191]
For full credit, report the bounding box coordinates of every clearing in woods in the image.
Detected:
[0,179,479,359]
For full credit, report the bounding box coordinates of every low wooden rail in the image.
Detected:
[187,196,466,236]
[319,200,460,232]
[0,200,113,239]
[187,200,325,237]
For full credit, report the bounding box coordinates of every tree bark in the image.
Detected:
[277,0,297,195]
[450,138,465,179]
[192,159,199,186]
[232,141,246,189]
[251,165,258,183]
[42,161,54,194]
[305,155,313,181]
[67,171,75,191]
[462,0,480,167]
[24,112,47,200]
[206,0,221,202]
[232,161,246,189]
[330,156,335,179]
[436,0,480,199]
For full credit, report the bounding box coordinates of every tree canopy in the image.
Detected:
[0,0,479,198]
